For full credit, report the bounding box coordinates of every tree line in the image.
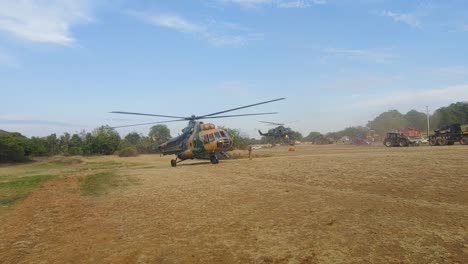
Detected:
[0,123,304,163]
[303,101,468,142]
[1,101,466,162]
[0,125,171,163]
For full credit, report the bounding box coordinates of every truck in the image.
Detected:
[383,132,414,147]
[429,123,468,146]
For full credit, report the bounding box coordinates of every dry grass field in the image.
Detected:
[0,144,467,263]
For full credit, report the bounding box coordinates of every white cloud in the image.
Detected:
[350,84,468,108]
[220,0,274,7]
[135,13,259,46]
[0,0,93,45]
[278,0,325,8]
[219,0,325,8]
[324,48,398,63]
[382,10,421,28]
[146,14,205,34]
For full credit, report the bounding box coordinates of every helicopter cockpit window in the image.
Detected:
[214,132,221,138]
[203,135,209,144]
[209,134,215,142]
[220,131,227,138]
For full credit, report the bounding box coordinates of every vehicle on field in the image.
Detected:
[429,123,468,146]
[258,120,297,145]
[383,132,414,147]
[408,136,427,145]
[353,138,371,145]
[111,98,285,166]
[398,127,421,137]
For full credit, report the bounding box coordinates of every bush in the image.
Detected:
[118,147,139,157]
[68,147,83,156]
[0,133,29,163]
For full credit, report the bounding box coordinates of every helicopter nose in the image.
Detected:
[217,138,233,149]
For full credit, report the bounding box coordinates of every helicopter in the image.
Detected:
[111,98,285,167]
[258,121,295,138]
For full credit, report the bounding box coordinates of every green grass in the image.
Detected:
[25,163,67,174]
[0,174,54,205]
[79,172,136,196]
[85,160,135,170]
[28,163,57,170]
[0,175,10,181]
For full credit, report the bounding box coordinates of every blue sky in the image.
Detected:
[1,0,468,138]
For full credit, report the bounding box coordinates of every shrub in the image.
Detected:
[118,147,139,157]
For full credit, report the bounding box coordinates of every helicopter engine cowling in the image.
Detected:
[201,123,216,130]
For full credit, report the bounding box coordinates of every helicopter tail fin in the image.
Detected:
[258,130,266,136]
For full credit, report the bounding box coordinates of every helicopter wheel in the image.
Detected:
[210,155,219,165]
[170,159,177,167]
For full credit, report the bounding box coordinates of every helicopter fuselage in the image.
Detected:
[158,121,232,161]
[111,97,285,166]
[258,125,293,138]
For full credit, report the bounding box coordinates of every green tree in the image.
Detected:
[136,136,154,153]
[30,137,48,156]
[81,132,95,155]
[304,131,322,141]
[289,131,303,141]
[430,102,468,128]
[45,133,60,156]
[405,110,427,131]
[219,127,250,149]
[0,132,29,162]
[91,126,121,155]
[59,132,71,155]
[367,110,408,134]
[148,125,171,145]
[124,132,142,145]
[69,134,84,155]
[340,126,368,138]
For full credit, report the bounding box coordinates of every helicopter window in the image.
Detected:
[220,131,227,137]
[203,135,209,144]
[214,132,221,138]
[209,133,215,142]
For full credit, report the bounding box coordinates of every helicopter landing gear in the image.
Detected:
[171,159,177,167]
[210,155,219,164]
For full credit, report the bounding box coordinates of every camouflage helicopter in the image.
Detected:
[258,121,295,140]
[111,98,285,167]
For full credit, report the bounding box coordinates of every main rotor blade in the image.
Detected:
[110,111,186,119]
[111,119,187,129]
[201,112,278,119]
[197,98,285,119]
[259,121,284,126]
